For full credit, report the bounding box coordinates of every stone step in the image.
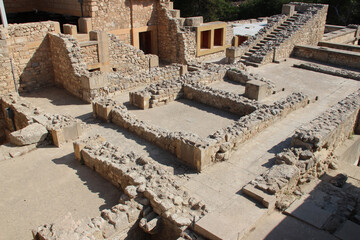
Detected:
[267,34,276,38]
[244,61,260,68]
[241,55,249,60]
[263,37,275,41]
[260,40,268,43]
[244,52,252,56]
[169,9,180,18]
[277,26,286,30]
[249,49,257,53]
[193,195,268,240]
[242,184,276,209]
[252,46,261,49]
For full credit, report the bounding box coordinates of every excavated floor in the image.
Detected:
[127,98,239,138]
[1,58,360,239]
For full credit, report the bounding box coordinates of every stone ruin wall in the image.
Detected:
[34,134,208,239]
[80,43,99,67]
[94,63,308,171]
[108,34,150,75]
[157,3,187,64]
[226,14,288,63]
[244,89,360,209]
[48,33,91,100]
[0,21,60,94]
[0,94,83,147]
[273,3,328,62]
[0,28,14,96]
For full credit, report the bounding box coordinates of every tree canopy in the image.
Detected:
[173,0,360,25]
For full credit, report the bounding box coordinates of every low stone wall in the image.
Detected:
[318,41,360,53]
[322,28,357,44]
[293,45,360,69]
[94,90,308,171]
[183,83,259,116]
[0,94,82,147]
[70,135,208,239]
[293,63,360,81]
[129,63,274,110]
[243,89,360,209]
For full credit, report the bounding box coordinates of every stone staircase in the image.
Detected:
[240,12,302,67]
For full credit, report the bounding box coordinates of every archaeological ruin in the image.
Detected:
[0,0,360,239]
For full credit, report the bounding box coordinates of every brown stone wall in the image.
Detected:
[89,0,131,31]
[293,45,360,69]
[108,34,150,75]
[157,3,186,64]
[80,44,99,67]
[132,0,158,28]
[0,21,60,94]
[272,4,328,62]
[48,33,88,100]
[0,37,15,95]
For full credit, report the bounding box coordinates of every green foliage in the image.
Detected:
[173,0,360,25]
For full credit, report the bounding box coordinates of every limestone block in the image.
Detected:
[180,65,188,75]
[78,18,92,34]
[282,4,295,16]
[8,123,48,146]
[63,24,78,37]
[89,31,99,41]
[94,102,113,121]
[51,122,82,147]
[130,93,150,110]
[245,80,268,100]
[169,9,180,19]
[184,17,203,27]
[149,55,159,68]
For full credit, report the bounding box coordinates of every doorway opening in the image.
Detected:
[139,31,152,54]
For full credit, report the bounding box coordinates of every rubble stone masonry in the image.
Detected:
[0,21,60,94]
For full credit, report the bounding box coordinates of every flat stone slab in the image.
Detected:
[194,195,267,240]
[285,198,332,229]
[335,220,360,240]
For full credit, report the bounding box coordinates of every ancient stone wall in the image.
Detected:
[293,45,360,69]
[273,3,328,62]
[157,3,186,64]
[183,83,258,116]
[226,14,287,63]
[0,29,15,95]
[1,21,60,93]
[109,34,150,75]
[80,43,99,67]
[244,89,360,209]
[0,93,83,147]
[48,33,89,100]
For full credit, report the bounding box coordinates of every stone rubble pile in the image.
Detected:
[73,135,208,238]
[33,199,147,240]
[1,93,83,147]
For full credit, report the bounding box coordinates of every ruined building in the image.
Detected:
[0,1,360,240]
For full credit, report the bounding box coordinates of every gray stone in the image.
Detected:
[8,123,48,146]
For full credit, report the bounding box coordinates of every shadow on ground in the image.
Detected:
[52,153,121,211]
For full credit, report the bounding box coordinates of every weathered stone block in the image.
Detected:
[149,55,159,68]
[184,17,203,27]
[63,24,78,37]
[180,65,188,75]
[245,80,268,100]
[8,123,48,146]
[78,18,92,34]
[282,4,295,16]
